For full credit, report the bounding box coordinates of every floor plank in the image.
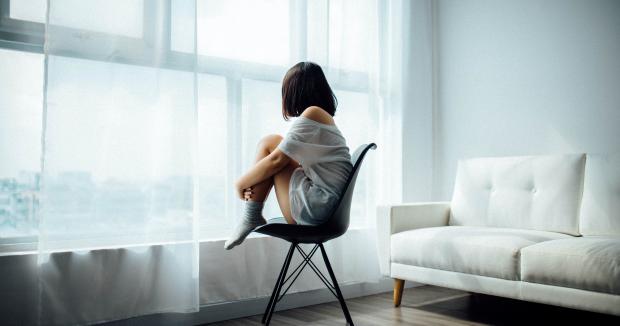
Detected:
[206,285,620,325]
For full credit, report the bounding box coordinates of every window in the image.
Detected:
[329,0,376,72]
[197,74,229,233]
[42,56,195,244]
[197,0,289,65]
[10,0,144,37]
[171,0,290,65]
[0,48,44,243]
[8,0,45,23]
[0,0,378,245]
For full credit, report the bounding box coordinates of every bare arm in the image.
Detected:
[235,148,291,199]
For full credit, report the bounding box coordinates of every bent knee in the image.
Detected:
[258,134,283,150]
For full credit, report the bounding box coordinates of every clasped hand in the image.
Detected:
[235,182,254,201]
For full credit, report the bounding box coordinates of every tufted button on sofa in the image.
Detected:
[377,154,620,315]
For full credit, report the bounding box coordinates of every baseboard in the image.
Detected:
[108,277,420,325]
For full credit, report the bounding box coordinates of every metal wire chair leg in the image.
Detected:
[262,243,295,324]
[319,243,354,325]
[264,242,296,325]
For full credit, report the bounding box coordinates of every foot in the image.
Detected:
[224,216,266,250]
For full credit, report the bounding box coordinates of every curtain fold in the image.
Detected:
[37,1,199,324]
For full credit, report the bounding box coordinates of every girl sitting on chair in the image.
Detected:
[225,62,353,250]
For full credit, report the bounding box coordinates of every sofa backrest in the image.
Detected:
[449,154,586,235]
[580,154,620,236]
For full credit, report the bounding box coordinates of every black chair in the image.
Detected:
[253,143,377,326]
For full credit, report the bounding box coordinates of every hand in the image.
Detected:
[235,181,253,201]
[243,187,254,201]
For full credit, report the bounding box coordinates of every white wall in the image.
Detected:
[402,0,435,203]
[433,0,620,200]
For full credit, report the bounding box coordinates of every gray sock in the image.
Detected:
[224,201,266,250]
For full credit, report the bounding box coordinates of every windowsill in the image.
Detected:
[0,225,370,257]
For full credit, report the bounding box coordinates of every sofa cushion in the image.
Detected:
[521,237,620,295]
[450,154,585,235]
[391,226,571,280]
[580,154,620,236]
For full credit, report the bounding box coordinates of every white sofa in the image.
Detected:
[376,154,620,316]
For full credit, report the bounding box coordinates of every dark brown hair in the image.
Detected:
[281,62,337,120]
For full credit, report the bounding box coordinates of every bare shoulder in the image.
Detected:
[301,106,335,125]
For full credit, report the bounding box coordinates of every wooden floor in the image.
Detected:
[206,285,620,325]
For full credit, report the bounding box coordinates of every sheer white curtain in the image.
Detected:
[38,0,199,324]
[33,0,407,321]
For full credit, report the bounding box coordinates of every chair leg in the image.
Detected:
[319,244,354,326]
[262,243,295,324]
[394,278,405,307]
[264,242,296,326]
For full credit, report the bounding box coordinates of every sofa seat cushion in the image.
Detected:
[391,226,570,280]
[521,236,620,294]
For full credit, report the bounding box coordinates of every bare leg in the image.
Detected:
[244,135,279,202]
[246,134,299,224]
[223,135,279,250]
[273,160,299,224]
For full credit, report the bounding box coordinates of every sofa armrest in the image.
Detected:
[376,202,451,276]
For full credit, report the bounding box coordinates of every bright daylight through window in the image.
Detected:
[0,0,377,247]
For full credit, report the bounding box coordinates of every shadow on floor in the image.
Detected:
[407,287,620,326]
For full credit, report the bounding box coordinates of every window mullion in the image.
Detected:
[306,0,328,66]
[142,0,171,65]
[289,0,307,63]
[226,77,242,227]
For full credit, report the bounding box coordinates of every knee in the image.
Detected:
[258,134,283,151]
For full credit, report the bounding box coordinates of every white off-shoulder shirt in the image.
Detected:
[277,116,353,225]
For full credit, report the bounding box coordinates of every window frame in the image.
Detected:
[0,0,374,248]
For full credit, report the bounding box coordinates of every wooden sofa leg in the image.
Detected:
[394,278,405,307]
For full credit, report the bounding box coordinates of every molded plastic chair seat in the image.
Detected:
[254,220,342,244]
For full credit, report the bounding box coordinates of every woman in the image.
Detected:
[225,62,353,250]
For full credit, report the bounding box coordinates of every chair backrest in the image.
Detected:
[320,143,377,237]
